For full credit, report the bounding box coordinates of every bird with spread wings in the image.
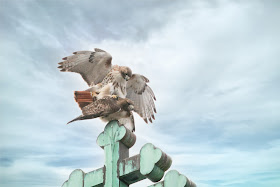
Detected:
[58,48,156,131]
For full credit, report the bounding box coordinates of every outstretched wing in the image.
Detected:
[58,48,112,86]
[126,74,156,123]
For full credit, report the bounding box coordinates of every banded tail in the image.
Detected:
[74,91,95,109]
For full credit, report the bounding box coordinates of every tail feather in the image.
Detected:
[74,91,94,109]
[67,113,102,124]
[67,115,83,124]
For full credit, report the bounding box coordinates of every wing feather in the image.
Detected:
[81,97,120,116]
[126,74,156,123]
[58,48,112,85]
[144,91,154,123]
[67,97,120,124]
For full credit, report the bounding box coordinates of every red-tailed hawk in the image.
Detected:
[58,48,156,124]
[67,95,135,131]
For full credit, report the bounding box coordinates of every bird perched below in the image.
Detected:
[67,95,135,132]
[73,90,135,131]
[58,48,156,125]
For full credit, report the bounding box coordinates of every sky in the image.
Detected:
[0,0,280,186]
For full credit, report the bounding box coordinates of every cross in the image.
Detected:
[62,121,196,187]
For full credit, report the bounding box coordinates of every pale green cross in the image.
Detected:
[62,121,196,187]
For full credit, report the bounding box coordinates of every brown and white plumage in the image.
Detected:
[99,65,132,98]
[58,48,112,86]
[68,96,135,132]
[58,48,156,124]
[126,74,156,123]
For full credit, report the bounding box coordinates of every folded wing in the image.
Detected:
[126,74,156,123]
[81,97,120,116]
[67,96,121,124]
[58,48,112,86]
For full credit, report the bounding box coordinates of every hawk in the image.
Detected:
[58,48,156,124]
[67,95,135,132]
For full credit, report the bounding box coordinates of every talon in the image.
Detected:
[111,95,118,99]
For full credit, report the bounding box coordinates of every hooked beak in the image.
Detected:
[125,75,130,81]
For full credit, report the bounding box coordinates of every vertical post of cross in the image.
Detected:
[97,120,136,187]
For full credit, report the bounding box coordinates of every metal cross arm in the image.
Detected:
[118,143,172,184]
[62,167,105,187]
[148,170,196,187]
[62,121,196,187]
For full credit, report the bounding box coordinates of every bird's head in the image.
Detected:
[119,66,132,81]
[126,99,134,111]
[118,98,134,111]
